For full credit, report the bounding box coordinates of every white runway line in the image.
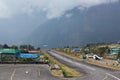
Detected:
[10,69,16,80]
[25,71,29,74]
[106,73,120,80]
[38,70,41,76]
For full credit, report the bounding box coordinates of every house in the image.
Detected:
[72,48,81,56]
[0,49,20,61]
[109,47,120,59]
[73,47,80,51]
[110,46,120,55]
[28,50,40,53]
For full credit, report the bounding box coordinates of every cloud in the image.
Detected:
[0,0,119,19]
[0,1,12,18]
[65,13,73,18]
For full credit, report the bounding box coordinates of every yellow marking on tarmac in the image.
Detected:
[10,69,16,80]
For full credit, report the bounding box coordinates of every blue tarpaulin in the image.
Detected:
[17,53,40,58]
[73,48,80,51]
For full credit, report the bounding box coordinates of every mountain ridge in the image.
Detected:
[27,2,120,48]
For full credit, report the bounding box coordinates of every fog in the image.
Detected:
[0,0,119,46]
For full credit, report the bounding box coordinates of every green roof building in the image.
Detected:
[0,49,21,62]
[0,49,20,54]
[110,47,120,55]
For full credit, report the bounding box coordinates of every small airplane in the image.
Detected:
[93,55,102,60]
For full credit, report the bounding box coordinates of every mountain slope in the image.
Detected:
[27,2,120,48]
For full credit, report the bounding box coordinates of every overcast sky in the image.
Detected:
[0,0,119,45]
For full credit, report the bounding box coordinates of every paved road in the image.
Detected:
[0,64,62,80]
[48,51,120,80]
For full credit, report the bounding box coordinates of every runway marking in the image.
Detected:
[10,69,16,80]
[25,71,29,74]
[38,70,40,76]
[103,75,108,80]
[106,73,120,80]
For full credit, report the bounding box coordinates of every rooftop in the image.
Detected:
[0,49,21,54]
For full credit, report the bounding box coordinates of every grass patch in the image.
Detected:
[98,44,120,48]
[51,70,63,77]
[41,50,82,77]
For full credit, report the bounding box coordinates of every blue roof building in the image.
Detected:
[73,48,80,51]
